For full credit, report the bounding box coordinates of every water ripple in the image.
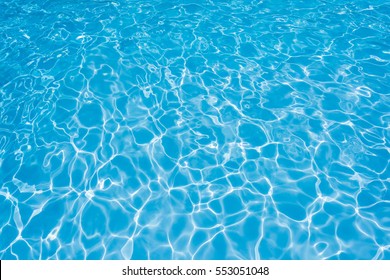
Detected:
[0,0,389,260]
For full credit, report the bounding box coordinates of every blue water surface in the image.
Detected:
[0,0,389,260]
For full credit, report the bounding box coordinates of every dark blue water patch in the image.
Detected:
[238,123,267,147]
[222,193,244,215]
[22,199,66,239]
[10,239,33,259]
[277,202,307,221]
[0,196,13,227]
[77,103,104,127]
[0,225,18,251]
[169,215,190,241]
[242,215,261,241]
[210,232,229,259]
[81,201,107,237]
[86,247,106,260]
[108,206,133,233]
[132,127,154,144]
[131,238,149,260]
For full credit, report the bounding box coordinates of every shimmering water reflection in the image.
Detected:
[0,0,389,259]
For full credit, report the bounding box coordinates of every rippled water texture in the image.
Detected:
[0,0,389,260]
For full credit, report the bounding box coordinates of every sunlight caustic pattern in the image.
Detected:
[0,0,389,259]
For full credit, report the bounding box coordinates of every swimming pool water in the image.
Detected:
[0,0,389,260]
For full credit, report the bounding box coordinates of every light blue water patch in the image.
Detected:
[0,0,389,260]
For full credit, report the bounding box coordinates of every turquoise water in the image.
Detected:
[0,0,389,260]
